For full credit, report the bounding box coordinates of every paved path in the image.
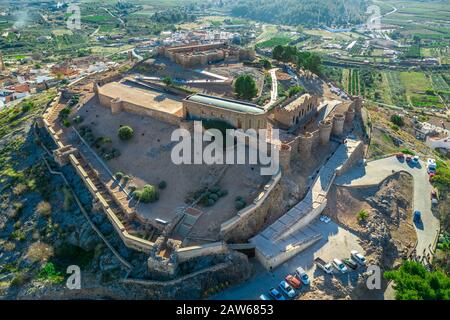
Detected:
[264,68,278,110]
[335,156,440,257]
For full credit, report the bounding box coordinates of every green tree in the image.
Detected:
[234,75,258,100]
[118,126,134,140]
[390,114,405,127]
[272,45,285,61]
[384,260,450,300]
[163,76,173,86]
[287,85,304,97]
[260,58,272,70]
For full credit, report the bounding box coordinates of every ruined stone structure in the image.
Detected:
[273,93,319,130]
[158,43,255,68]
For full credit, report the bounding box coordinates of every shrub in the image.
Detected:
[209,193,219,201]
[390,114,405,127]
[158,181,167,189]
[26,242,54,263]
[63,119,71,127]
[122,175,130,184]
[36,201,52,217]
[235,200,246,210]
[118,126,134,140]
[37,262,64,283]
[114,172,124,180]
[205,198,216,207]
[218,189,228,197]
[134,185,159,203]
[13,183,27,196]
[357,209,368,223]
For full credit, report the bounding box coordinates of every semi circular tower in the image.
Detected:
[353,97,363,114]
[278,144,292,172]
[345,108,355,124]
[319,120,332,145]
[332,113,345,136]
[298,131,314,157]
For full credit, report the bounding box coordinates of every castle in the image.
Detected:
[157,42,256,68]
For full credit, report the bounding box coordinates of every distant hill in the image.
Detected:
[226,0,370,27]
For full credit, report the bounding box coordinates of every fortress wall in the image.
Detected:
[220,170,283,242]
[176,242,228,263]
[66,154,155,253]
[183,100,267,130]
[335,140,364,176]
[98,92,181,126]
[255,234,322,270]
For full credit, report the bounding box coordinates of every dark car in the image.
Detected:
[396,153,404,160]
[343,258,358,270]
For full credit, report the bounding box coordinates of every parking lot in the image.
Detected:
[212,219,365,300]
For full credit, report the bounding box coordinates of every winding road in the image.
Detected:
[335,156,440,258]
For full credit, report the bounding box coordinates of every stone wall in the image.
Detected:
[183,99,267,130]
[220,171,283,242]
[98,93,181,126]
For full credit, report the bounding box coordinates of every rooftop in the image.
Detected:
[98,81,183,115]
[186,93,265,115]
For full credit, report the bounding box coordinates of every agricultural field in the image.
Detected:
[256,36,293,49]
[347,69,361,96]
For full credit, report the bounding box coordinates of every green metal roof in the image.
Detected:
[187,94,265,115]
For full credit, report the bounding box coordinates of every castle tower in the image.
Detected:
[353,97,363,114]
[278,144,292,172]
[332,113,345,136]
[298,132,314,157]
[319,120,332,145]
[345,108,355,124]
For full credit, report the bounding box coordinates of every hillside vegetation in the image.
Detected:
[228,0,369,27]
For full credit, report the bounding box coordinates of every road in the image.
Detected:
[335,156,440,258]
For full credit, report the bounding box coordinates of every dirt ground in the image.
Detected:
[298,172,418,300]
[75,98,268,235]
[326,172,417,266]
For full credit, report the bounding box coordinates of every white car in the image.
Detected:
[278,280,296,299]
[320,215,331,223]
[351,250,366,265]
[332,258,348,273]
[295,267,310,285]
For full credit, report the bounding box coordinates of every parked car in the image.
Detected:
[314,257,333,274]
[396,153,404,160]
[412,155,419,164]
[279,280,296,298]
[351,250,366,265]
[259,293,272,300]
[406,156,412,163]
[332,258,348,273]
[320,215,331,223]
[295,267,310,285]
[413,210,422,223]
[268,287,285,300]
[427,158,436,170]
[285,274,302,289]
[343,258,358,270]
